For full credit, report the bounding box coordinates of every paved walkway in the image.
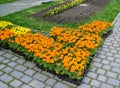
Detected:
[0,0,52,17]
[0,0,120,88]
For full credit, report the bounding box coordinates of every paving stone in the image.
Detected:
[10,80,22,88]
[2,59,11,64]
[110,50,117,54]
[33,67,42,72]
[11,56,19,61]
[118,75,120,80]
[3,53,13,58]
[3,67,13,73]
[101,83,114,88]
[0,51,5,55]
[77,84,90,88]
[89,68,97,73]
[0,71,3,75]
[16,59,26,64]
[42,71,54,78]
[110,62,120,67]
[33,73,48,82]
[25,69,36,76]
[112,67,120,74]
[8,62,18,67]
[107,56,115,61]
[97,50,105,55]
[97,75,107,82]
[29,79,45,88]
[117,51,120,54]
[104,42,112,46]
[45,78,56,86]
[114,55,120,58]
[20,84,32,88]
[101,60,110,65]
[93,62,102,68]
[97,55,106,59]
[0,74,13,83]
[62,81,76,88]
[115,58,120,63]
[20,75,32,83]
[15,65,27,72]
[107,78,120,86]
[24,62,36,68]
[86,72,97,79]
[82,77,91,84]
[106,71,118,78]
[103,64,111,70]
[45,86,52,88]
[0,64,6,70]
[104,39,112,42]
[54,82,69,88]
[116,48,120,51]
[94,58,101,62]
[106,53,113,57]
[109,46,116,49]
[91,80,101,87]
[97,69,106,75]
[0,81,9,88]
[102,44,109,48]
[10,70,24,79]
[113,43,119,47]
[0,57,6,61]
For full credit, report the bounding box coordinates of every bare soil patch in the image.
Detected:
[30,0,110,23]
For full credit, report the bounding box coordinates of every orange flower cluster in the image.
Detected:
[0,20,112,79]
[50,20,112,77]
[0,29,16,41]
[78,20,112,33]
[14,33,63,64]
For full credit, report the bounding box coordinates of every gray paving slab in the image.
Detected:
[0,0,53,17]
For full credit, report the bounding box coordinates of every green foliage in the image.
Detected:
[0,0,17,4]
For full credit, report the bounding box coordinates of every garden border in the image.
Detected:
[0,29,113,85]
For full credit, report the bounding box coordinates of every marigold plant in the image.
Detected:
[0,21,13,29]
[0,20,113,80]
[10,26,31,35]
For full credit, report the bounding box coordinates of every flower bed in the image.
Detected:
[0,20,112,84]
[43,0,86,17]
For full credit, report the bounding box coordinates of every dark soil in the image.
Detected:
[30,0,110,23]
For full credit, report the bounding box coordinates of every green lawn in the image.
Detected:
[0,0,120,35]
[0,0,17,4]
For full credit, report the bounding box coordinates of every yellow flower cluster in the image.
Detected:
[0,21,31,35]
[10,26,31,35]
[0,21,13,29]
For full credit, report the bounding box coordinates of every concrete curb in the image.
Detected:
[113,12,120,25]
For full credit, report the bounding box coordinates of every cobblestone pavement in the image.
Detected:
[0,0,53,17]
[0,14,120,88]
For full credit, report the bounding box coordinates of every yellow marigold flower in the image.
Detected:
[10,26,31,34]
[0,21,13,29]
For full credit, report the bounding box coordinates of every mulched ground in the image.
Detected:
[30,0,110,23]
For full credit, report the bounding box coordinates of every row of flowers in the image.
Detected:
[43,0,85,17]
[0,21,30,34]
[0,20,112,80]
